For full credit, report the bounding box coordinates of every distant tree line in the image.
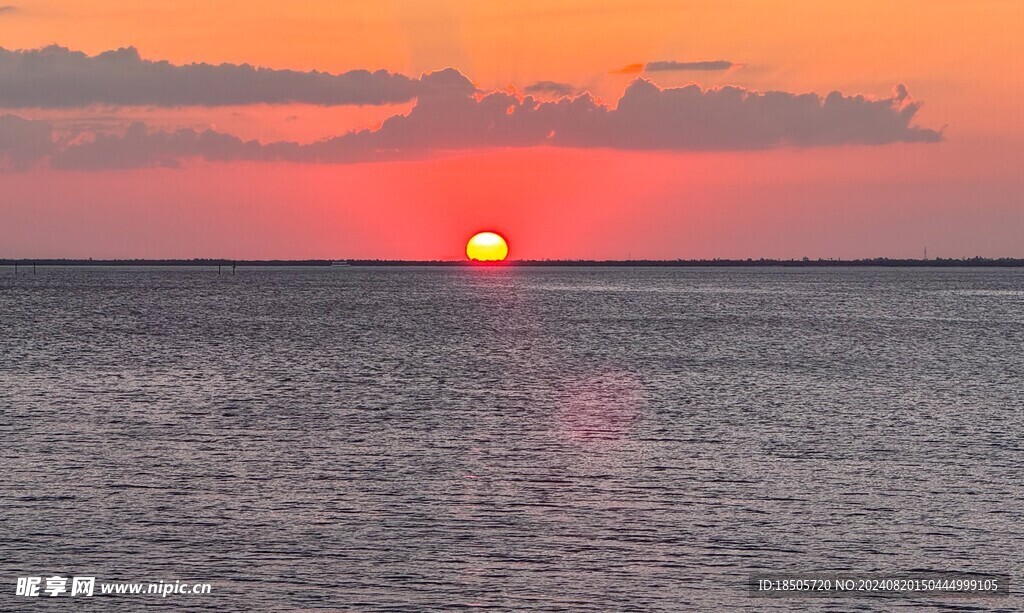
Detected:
[6,257,1023,268]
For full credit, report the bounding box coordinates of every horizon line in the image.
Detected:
[4,257,1024,268]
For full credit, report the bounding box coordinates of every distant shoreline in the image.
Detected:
[3,258,1024,268]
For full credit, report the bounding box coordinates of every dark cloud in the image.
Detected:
[523,81,576,96]
[0,115,53,170]
[0,6,17,13]
[3,80,942,171]
[0,46,475,108]
[645,60,734,72]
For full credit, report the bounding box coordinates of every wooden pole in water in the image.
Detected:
[33,261,36,274]
[232,261,236,275]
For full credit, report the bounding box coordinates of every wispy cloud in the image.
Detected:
[645,60,734,71]
[0,5,18,13]
[611,63,646,75]
[614,60,737,74]
[523,81,576,96]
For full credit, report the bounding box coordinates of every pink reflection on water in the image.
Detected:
[556,370,644,446]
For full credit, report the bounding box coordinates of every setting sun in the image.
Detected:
[466,231,509,262]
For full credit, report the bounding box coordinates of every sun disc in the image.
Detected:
[466,231,509,262]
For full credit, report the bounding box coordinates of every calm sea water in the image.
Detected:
[1,267,1022,611]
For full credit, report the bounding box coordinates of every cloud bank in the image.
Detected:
[1,78,942,171]
[0,46,476,108]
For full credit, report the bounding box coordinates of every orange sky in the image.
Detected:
[1,0,1022,258]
